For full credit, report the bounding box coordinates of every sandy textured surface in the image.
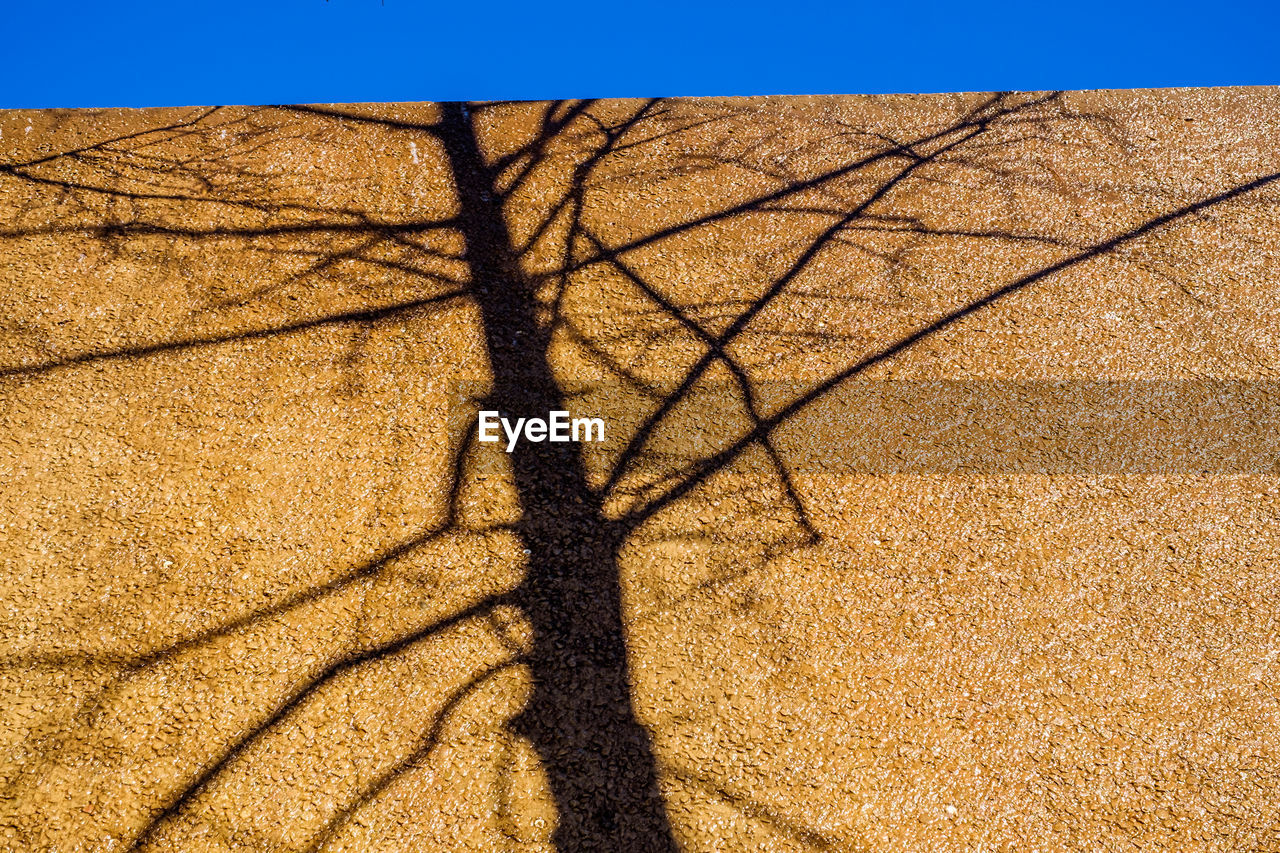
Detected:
[3,88,1280,851]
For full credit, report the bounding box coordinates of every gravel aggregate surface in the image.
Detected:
[2,88,1280,851]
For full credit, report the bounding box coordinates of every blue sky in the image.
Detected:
[2,0,1277,108]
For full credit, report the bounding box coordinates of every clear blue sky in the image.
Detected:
[2,0,1277,108]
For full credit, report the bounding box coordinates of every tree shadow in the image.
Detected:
[2,91,1277,851]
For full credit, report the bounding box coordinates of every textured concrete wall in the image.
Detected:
[2,88,1280,851]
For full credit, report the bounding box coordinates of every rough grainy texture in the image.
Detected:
[2,88,1280,852]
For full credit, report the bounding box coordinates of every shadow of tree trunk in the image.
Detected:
[437,102,680,851]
